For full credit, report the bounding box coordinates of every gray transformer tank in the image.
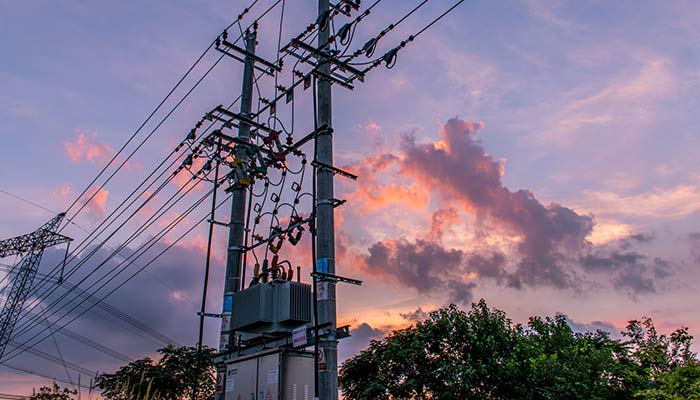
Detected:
[231,280,313,339]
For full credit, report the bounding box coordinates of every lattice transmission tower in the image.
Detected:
[0,213,72,360]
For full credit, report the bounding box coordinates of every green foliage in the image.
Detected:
[634,361,700,399]
[339,300,699,400]
[29,383,77,400]
[95,345,216,400]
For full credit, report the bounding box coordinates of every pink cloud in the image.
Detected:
[83,186,109,221]
[64,131,113,164]
[171,157,206,191]
[54,184,109,222]
[429,207,460,241]
[342,154,429,214]
[398,117,594,288]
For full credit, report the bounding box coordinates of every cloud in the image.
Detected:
[338,323,387,364]
[64,131,113,165]
[524,0,581,32]
[171,156,208,192]
[399,117,594,288]
[686,232,700,263]
[362,237,512,305]
[53,184,109,222]
[586,219,634,245]
[400,307,430,323]
[466,252,507,282]
[580,251,646,272]
[578,243,671,295]
[619,232,655,249]
[535,57,676,145]
[349,182,430,214]
[576,185,700,219]
[7,237,219,379]
[343,154,429,214]
[84,186,109,221]
[365,239,465,295]
[614,268,655,294]
[429,207,460,241]
[360,118,385,150]
[349,118,673,301]
[563,314,621,338]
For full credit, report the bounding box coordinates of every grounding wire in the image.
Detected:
[344,0,430,64]
[47,318,76,388]
[355,0,466,73]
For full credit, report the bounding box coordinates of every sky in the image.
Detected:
[1,0,700,396]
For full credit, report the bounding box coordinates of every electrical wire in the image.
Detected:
[61,0,266,226]
[9,178,204,343]
[13,168,185,335]
[351,0,466,74]
[3,68,265,360]
[25,10,274,312]
[346,0,430,62]
[8,173,212,346]
[0,0,279,372]
[5,190,229,362]
[1,361,93,390]
[7,339,94,377]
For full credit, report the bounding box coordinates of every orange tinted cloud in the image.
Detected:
[349,182,430,214]
[54,184,109,221]
[399,117,594,288]
[171,157,206,191]
[429,207,460,240]
[84,186,109,221]
[343,154,428,214]
[64,131,113,164]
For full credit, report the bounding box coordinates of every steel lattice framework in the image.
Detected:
[0,213,71,360]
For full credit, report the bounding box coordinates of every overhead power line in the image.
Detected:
[0,361,93,390]
[5,187,226,361]
[61,1,267,225]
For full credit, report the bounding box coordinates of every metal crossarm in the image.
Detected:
[0,214,70,258]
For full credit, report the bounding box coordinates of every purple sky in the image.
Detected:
[2,0,700,395]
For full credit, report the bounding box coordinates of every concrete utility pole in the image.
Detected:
[316,1,338,398]
[221,29,257,352]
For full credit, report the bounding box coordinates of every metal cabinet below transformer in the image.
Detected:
[224,349,314,400]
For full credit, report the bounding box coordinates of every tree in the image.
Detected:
[622,319,700,399]
[340,301,527,399]
[95,345,216,400]
[339,300,698,400]
[634,360,700,399]
[29,383,77,400]
[521,314,631,399]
